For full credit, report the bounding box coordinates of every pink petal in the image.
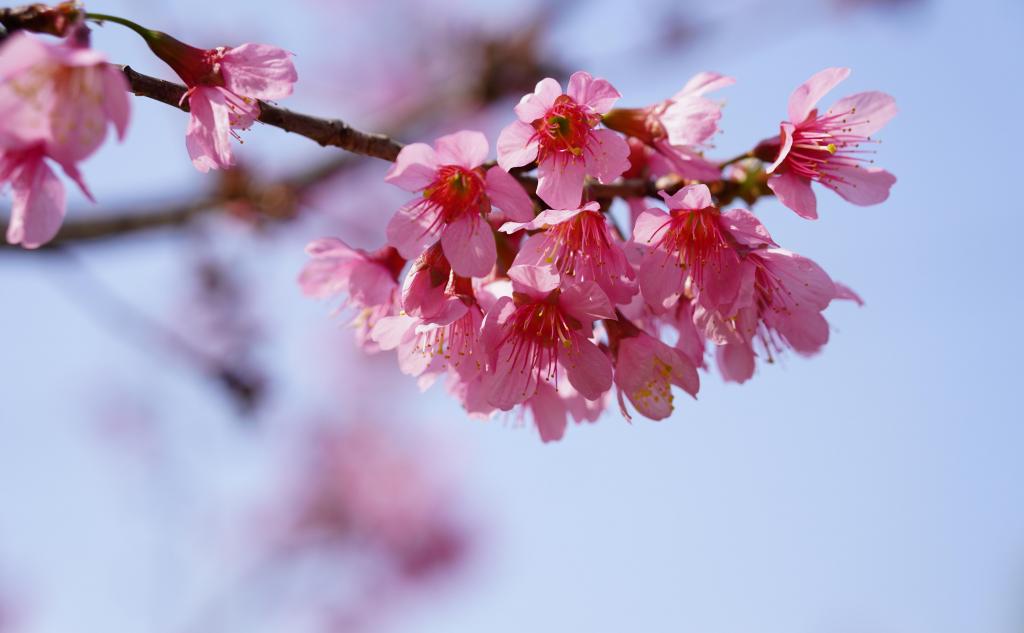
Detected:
[696,252,746,312]
[486,343,539,409]
[632,208,670,244]
[5,156,65,249]
[584,128,630,183]
[48,66,118,164]
[673,301,706,368]
[527,383,569,443]
[485,166,534,222]
[767,171,818,219]
[371,314,416,351]
[440,214,496,278]
[102,65,131,141]
[661,102,721,149]
[508,264,560,297]
[716,343,755,384]
[827,91,897,138]
[536,155,586,209]
[721,209,776,248]
[788,67,851,124]
[657,145,722,181]
[0,32,52,79]
[499,205,591,234]
[833,281,865,306]
[305,237,357,257]
[775,309,830,355]
[58,162,94,202]
[673,72,735,100]
[220,43,297,100]
[766,123,795,174]
[385,200,439,259]
[185,88,233,172]
[567,71,621,114]
[761,249,835,312]
[384,142,438,191]
[560,281,615,322]
[434,130,489,168]
[563,336,613,401]
[514,77,562,122]
[347,258,399,307]
[480,295,515,365]
[496,120,539,170]
[824,166,896,206]
[638,251,685,313]
[659,183,713,211]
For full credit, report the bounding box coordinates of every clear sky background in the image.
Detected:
[1,0,1023,632]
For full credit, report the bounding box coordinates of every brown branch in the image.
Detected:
[2,65,769,251]
[0,3,79,38]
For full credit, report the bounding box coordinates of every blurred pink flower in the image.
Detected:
[0,31,129,248]
[290,424,469,580]
[497,71,630,209]
[385,130,532,277]
[300,238,404,352]
[763,67,897,219]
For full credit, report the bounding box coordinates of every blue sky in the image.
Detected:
[1,0,1023,631]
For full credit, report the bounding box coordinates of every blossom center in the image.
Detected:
[784,107,878,186]
[499,296,581,388]
[537,211,617,280]
[533,95,599,161]
[648,207,733,288]
[422,165,488,224]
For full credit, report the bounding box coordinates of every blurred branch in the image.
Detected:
[47,247,266,413]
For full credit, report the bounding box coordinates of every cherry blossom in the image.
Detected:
[0,30,129,248]
[385,130,533,277]
[497,71,630,209]
[762,67,897,219]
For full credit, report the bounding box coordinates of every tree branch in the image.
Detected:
[2,65,769,251]
[120,66,404,162]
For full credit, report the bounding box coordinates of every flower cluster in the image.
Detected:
[304,68,895,442]
[0,27,129,248]
[0,9,296,248]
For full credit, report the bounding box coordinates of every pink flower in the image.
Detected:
[613,329,699,421]
[632,184,775,314]
[399,243,474,325]
[299,238,404,351]
[385,130,533,277]
[696,248,838,383]
[289,424,468,579]
[497,71,630,209]
[499,201,637,304]
[0,31,129,248]
[140,30,297,172]
[372,306,486,391]
[480,265,615,409]
[604,71,734,181]
[763,67,897,219]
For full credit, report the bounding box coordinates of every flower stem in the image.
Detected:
[85,13,155,39]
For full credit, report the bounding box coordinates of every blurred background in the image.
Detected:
[2,0,1023,631]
